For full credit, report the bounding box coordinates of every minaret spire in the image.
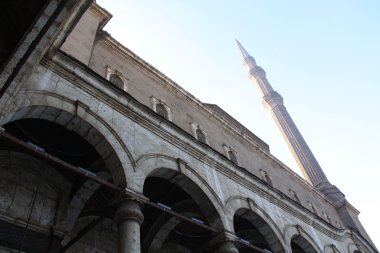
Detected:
[236,39,252,60]
[236,40,345,205]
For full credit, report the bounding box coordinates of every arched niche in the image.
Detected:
[233,208,286,253]
[225,196,286,252]
[141,166,225,253]
[291,235,318,253]
[0,105,129,252]
[284,225,321,253]
[1,105,127,186]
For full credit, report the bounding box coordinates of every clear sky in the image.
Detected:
[98,0,380,248]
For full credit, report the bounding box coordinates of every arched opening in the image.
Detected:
[195,128,206,143]
[0,107,126,252]
[155,103,169,120]
[228,150,237,164]
[291,235,317,253]
[141,168,223,253]
[233,208,285,253]
[109,73,125,89]
[264,173,273,186]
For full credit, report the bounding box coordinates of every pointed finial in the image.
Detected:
[235,39,251,60]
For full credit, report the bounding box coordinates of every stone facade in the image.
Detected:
[0,1,376,253]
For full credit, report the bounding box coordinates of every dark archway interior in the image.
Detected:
[233,211,272,253]
[291,241,306,253]
[0,118,118,252]
[142,177,214,253]
[290,235,317,253]
[4,118,100,168]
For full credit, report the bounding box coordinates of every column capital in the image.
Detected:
[115,198,144,225]
[113,188,148,226]
[113,188,149,205]
[210,232,239,253]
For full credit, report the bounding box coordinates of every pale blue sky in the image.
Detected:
[98,0,380,248]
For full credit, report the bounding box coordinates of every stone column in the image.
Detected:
[211,232,239,253]
[115,198,144,253]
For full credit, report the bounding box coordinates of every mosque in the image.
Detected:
[0,1,376,252]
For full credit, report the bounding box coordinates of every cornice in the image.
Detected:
[89,2,112,30]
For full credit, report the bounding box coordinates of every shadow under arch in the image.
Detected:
[284,225,322,253]
[0,150,73,251]
[226,196,286,253]
[138,154,225,229]
[136,154,226,222]
[0,103,134,251]
[1,104,130,186]
[139,156,228,252]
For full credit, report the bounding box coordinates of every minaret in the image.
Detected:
[236,40,345,205]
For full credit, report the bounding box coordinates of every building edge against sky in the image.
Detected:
[94,1,379,249]
[0,0,378,252]
[94,5,380,246]
[60,1,377,250]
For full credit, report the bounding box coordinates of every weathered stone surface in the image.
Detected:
[0,1,375,253]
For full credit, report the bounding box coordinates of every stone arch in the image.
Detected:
[1,101,132,186]
[136,154,227,230]
[138,155,234,252]
[284,225,322,253]
[225,196,286,252]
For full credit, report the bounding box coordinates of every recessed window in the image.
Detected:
[109,73,124,89]
[307,201,318,215]
[259,169,272,186]
[228,150,237,164]
[106,66,128,91]
[156,103,169,119]
[152,97,172,121]
[191,123,208,144]
[264,172,273,186]
[322,212,332,223]
[196,128,206,143]
[223,145,238,165]
[289,189,301,204]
